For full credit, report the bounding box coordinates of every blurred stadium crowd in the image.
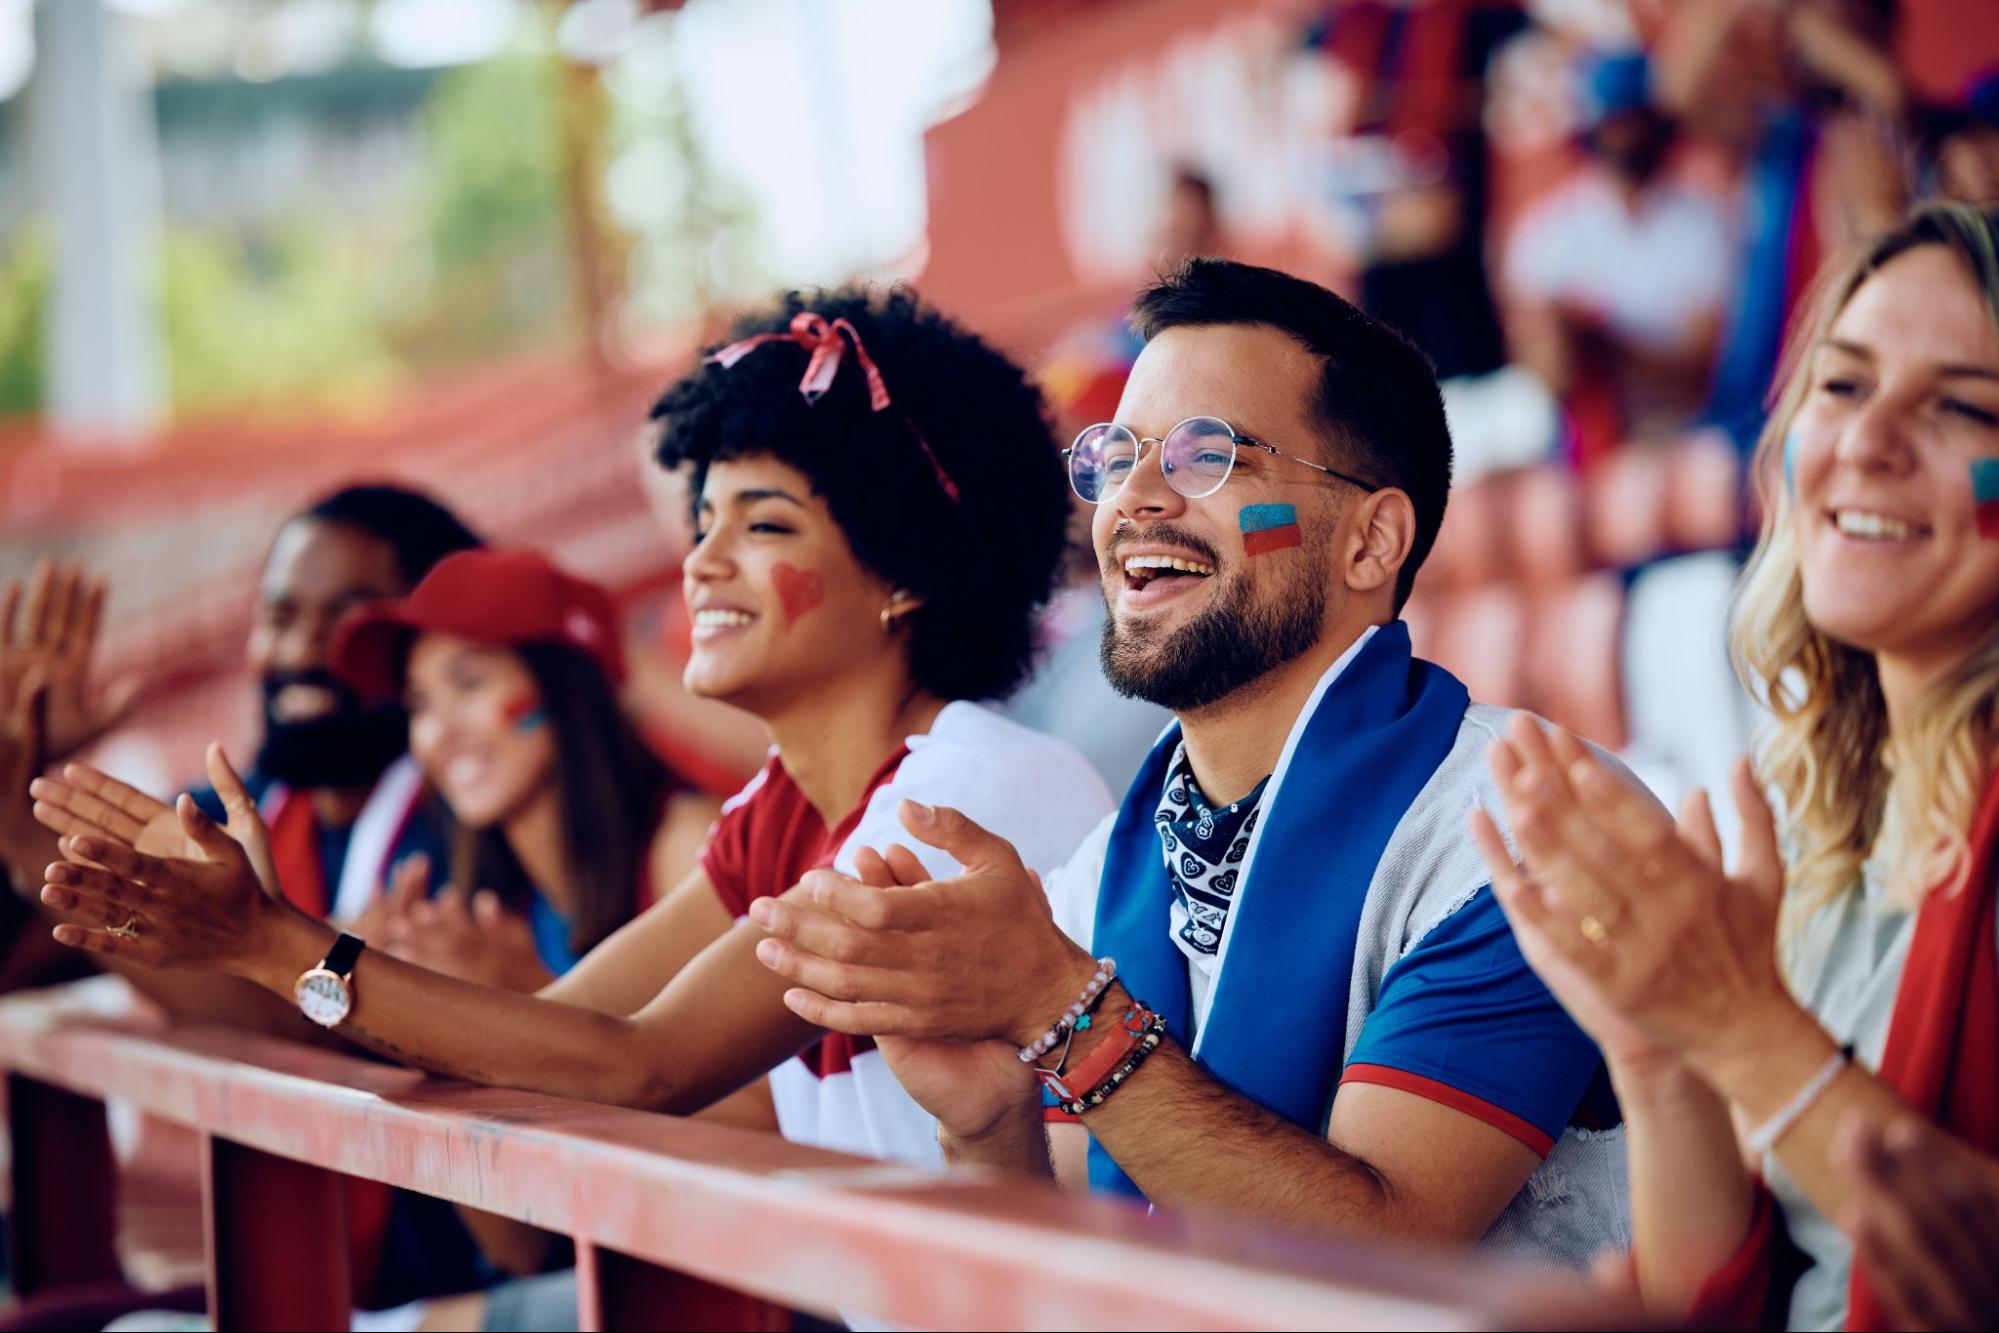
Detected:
[0,1,1996,1331]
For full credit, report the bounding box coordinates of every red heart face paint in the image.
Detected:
[772,563,825,626]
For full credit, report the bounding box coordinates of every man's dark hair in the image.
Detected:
[1130,258,1452,610]
[295,484,484,587]
[651,285,1069,702]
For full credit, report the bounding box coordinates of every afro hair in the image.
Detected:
[651,286,1071,703]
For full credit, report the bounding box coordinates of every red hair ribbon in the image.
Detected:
[705,311,961,503]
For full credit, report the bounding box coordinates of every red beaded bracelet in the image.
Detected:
[1057,1011,1167,1116]
[1033,1000,1155,1105]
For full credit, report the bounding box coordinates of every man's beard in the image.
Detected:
[1098,548,1327,714]
[255,671,409,792]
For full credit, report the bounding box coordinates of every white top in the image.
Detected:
[767,701,1115,1168]
[1764,859,1997,1331]
[1505,168,1736,352]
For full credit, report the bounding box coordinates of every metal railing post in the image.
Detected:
[4,1073,119,1294]
[202,1134,351,1331]
[575,1241,786,1332]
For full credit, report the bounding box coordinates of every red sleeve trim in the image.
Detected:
[1340,1063,1556,1157]
[1686,1181,1777,1328]
[699,845,746,918]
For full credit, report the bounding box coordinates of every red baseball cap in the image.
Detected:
[332,548,626,701]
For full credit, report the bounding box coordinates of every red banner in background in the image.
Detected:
[919,0,1319,357]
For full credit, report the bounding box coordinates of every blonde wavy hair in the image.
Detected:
[1730,202,1999,919]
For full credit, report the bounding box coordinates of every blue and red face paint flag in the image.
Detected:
[1974,458,1999,540]
[1239,503,1302,556]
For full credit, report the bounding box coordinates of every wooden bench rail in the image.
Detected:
[0,993,1613,1331]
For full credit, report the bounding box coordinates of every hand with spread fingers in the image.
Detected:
[31,744,280,894]
[1,559,145,762]
[1466,713,1795,1080]
[378,873,555,995]
[0,659,51,891]
[1838,1111,1999,1332]
[30,744,295,970]
[749,799,1101,1052]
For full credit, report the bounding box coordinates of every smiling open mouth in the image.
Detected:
[1121,553,1217,592]
[1830,509,1928,541]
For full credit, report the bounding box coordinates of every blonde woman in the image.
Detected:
[1467,202,1999,1332]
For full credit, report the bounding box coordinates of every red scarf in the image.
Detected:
[1849,772,1999,1327]
[1693,771,1999,1329]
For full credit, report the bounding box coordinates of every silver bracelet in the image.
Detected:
[1744,1046,1849,1158]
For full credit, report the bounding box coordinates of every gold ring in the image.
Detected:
[1578,914,1611,945]
[107,914,141,941]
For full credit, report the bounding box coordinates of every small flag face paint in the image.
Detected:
[1973,457,1999,540]
[1239,503,1301,556]
[772,562,825,626]
[502,694,547,733]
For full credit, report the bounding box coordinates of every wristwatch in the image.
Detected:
[295,932,366,1028]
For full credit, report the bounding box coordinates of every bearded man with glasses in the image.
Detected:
[753,259,1637,1264]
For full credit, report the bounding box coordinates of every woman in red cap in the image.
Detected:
[31,286,1113,1231]
[331,547,719,995]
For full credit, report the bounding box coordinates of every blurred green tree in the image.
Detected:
[0,226,48,416]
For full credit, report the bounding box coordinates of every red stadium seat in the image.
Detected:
[1523,574,1627,750]
[1586,445,1672,569]
[1427,585,1528,708]
[1506,465,1588,587]
[1427,476,1507,589]
[1665,430,1747,554]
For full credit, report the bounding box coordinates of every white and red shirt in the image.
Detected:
[703,701,1115,1166]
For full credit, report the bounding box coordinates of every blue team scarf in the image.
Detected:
[1086,622,1470,1199]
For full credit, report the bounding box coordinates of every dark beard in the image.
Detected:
[255,671,409,792]
[1099,554,1327,713]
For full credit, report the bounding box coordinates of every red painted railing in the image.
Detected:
[0,990,1623,1331]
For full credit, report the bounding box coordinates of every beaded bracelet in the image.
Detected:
[1015,957,1117,1064]
[1032,970,1121,1078]
[1059,1010,1169,1116]
[1033,1000,1154,1105]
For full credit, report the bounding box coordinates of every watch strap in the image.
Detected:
[320,931,366,978]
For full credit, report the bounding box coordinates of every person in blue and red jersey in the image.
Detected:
[750,259,1634,1269]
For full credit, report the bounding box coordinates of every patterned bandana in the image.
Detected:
[1154,742,1270,964]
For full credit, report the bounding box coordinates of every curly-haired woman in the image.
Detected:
[31,287,1113,1178]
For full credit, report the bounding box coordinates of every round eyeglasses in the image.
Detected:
[1063,416,1379,504]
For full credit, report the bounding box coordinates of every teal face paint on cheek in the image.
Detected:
[1782,429,1800,498]
[1972,457,1999,540]
[502,695,547,733]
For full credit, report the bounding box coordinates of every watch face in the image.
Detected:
[296,968,352,1028]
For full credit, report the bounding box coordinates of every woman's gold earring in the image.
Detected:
[880,605,896,632]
